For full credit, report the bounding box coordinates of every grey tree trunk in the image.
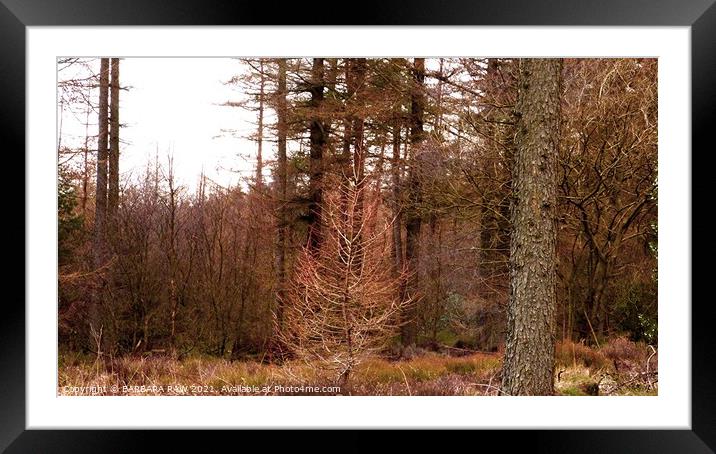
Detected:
[389,60,406,325]
[391,119,404,281]
[93,58,110,265]
[255,59,265,188]
[274,59,288,331]
[402,57,425,348]
[307,58,326,255]
[108,58,120,220]
[90,58,110,341]
[501,58,562,396]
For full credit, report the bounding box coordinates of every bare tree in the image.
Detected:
[282,178,411,388]
[558,58,657,340]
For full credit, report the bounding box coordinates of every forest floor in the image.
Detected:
[58,337,657,396]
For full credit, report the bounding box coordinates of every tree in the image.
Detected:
[108,58,120,220]
[501,58,562,396]
[307,58,327,254]
[390,114,405,307]
[345,58,368,267]
[274,58,289,333]
[90,57,110,344]
[253,59,266,188]
[56,57,658,389]
[401,57,425,348]
[557,59,657,341]
[58,169,84,265]
[282,177,410,388]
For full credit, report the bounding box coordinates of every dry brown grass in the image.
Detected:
[58,351,503,396]
[555,340,611,370]
[58,338,656,396]
[553,338,658,396]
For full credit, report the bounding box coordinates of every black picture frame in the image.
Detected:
[4,0,711,451]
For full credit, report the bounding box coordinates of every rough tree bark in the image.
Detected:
[501,58,562,396]
[108,58,120,220]
[401,57,425,348]
[389,59,406,323]
[274,58,288,331]
[255,59,265,188]
[349,59,367,186]
[307,58,326,255]
[90,57,110,342]
[93,58,110,264]
[391,118,404,282]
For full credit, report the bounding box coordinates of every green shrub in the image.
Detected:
[612,282,657,344]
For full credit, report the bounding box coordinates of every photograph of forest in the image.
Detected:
[57,57,657,396]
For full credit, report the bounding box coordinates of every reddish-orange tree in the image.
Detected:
[282,176,412,386]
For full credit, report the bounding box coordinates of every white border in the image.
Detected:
[27,26,691,429]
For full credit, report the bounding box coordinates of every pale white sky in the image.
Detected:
[58,57,449,193]
[59,57,261,192]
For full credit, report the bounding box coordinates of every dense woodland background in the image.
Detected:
[57,57,657,395]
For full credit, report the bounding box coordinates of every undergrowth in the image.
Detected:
[58,337,656,396]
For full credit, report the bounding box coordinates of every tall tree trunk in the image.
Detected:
[274,59,288,332]
[349,58,367,267]
[434,58,444,136]
[325,58,339,154]
[90,57,110,343]
[326,58,339,95]
[501,58,562,396]
[390,59,405,303]
[255,59,265,188]
[391,119,404,280]
[108,58,120,220]
[166,157,179,357]
[81,86,91,218]
[340,59,355,249]
[350,59,367,186]
[428,219,444,343]
[307,58,326,254]
[401,57,425,348]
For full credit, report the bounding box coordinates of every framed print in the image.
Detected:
[5,0,713,451]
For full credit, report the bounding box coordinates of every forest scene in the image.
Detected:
[57,57,658,396]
